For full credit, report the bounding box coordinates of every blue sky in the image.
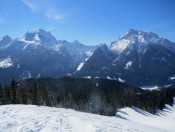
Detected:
[0,0,175,45]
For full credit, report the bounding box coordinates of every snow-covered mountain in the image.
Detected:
[0,29,97,85]
[76,29,175,86]
[57,40,97,65]
[18,29,58,48]
[1,29,175,87]
[1,100,175,132]
[76,44,116,77]
[111,29,175,54]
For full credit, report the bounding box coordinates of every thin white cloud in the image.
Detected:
[21,0,65,21]
[21,0,37,12]
[46,10,63,21]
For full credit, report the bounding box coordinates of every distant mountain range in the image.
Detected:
[0,29,175,87]
[75,29,175,87]
[0,29,97,85]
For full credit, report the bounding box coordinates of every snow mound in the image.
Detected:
[169,76,175,81]
[1,101,175,132]
[0,58,13,68]
[76,62,84,71]
[125,61,133,69]
[83,76,91,79]
[106,76,112,80]
[118,77,125,83]
[117,102,175,132]
[140,86,159,90]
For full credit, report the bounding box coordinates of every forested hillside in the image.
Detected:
[0,77,175,116]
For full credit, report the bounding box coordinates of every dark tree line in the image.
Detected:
[0,78,52,107]
[0,77,175,116]
[119,88,175,114]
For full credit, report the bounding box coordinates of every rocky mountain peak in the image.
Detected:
[18,29,58,47]
[0,35,12,48]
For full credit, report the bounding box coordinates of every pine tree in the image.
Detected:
[33,80,38,105]
[23,91,28,104]
[0,85,3,105]
[5,86,11,104]
[18,80,28,104]
[43,81,51,106]
[11,78,17,104]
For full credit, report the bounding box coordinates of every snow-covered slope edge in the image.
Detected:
[1,99,175,132]
[117,102,175,132]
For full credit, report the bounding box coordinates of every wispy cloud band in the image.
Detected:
[46,10,63,21]
[21,0,37,12]
[21,0,64,21]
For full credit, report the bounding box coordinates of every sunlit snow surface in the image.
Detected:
[140,86,159,91]
[169,76,175,81]
[125,61,133,69]
[0,58,13,68]
[118,77,125,83]
[76,62,84,71]
[0,99,175,132]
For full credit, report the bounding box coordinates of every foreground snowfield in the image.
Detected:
[0,100,175,132]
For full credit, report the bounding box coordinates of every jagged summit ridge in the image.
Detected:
[0,29,98,85]
[119,29,159,40]
[0,35,13,48]
[0,28,175,87]
[18,28,58,47]
[1,35,12,41]
[111,29,175,54]
[76,29,175,86]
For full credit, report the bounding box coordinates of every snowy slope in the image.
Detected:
[1,100,175,132]
[117,105,175,132]
[140,86,159,90]
[0,57,13,68]
[111,29,175,54]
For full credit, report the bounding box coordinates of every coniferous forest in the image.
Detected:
[0,77,175,116]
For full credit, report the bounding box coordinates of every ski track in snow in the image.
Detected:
[0,100,175,132]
